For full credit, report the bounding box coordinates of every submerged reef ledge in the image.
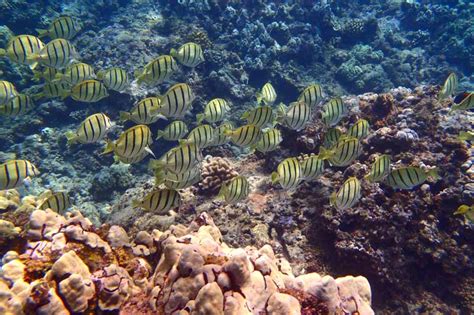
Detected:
[0,192,373,315]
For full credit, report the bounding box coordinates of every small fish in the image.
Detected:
[65,113,112,145]
[149,143,203,175]
[182,124,215,149]
[159,83,195,118]
[63,79,108,102]
[0,80,18,105]
[450,92,474,111]
[34,81,71,100]
[102,124,154,159]
[278,100,311,131]
[323,128,343,148]
[132,189,181,213]
[0,35,44,68]
[0,160,40,190]
[254,128,282,153]
[347,119,370,139]
[28,38,78,69]
[211,121,234,146]
[319,137,362,167]
[36,16,81,40]
[298,84,323,108]
[39,191,72,213]
[54,62,95,86]
[135,55,178,84]
[33,67,61,82]
[97,67,128,91]
[300,155,325,181]
[224,124,263,148]
[155,167,201,190]
[330,177,361,210]
[197,98,230,124]
[156,120,189,141]
[241,105,274,128]
[217,176,250,204]
[365,154,391,182]
[0,94,34,116]
[271,157,301,190]
[119,97,164,125]
[457,131,474,142]
[170,42,205,67]
[114,152,148,165]
[385,166,439,190]
[322,97,348,127]
[257,82,277,105]
[453,205,474,223]
[438,73,458,101]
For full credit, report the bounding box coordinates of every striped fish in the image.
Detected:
[0,81,18,105]
[322,97,348,127]
[217,176,250,204]
[451,92,474,111]
[97,67,128,91]
[54,62,95,85]
[132,189,181,213]
[365,154,391,182]
[156,120,189,141]
[0,94,34,116]
[182,124,215,149]
[257,82,277,105]
[66,80,108,102]
[0,160,40,190]
[36,16,81,40]
[211,121,234,146]
[271,157,301,190]
[155,167,201,190]
[298,84,323,108]
[224,124,263,147]
[158,83,195,118]
[102,125,154,159]
[65,113,112,145]
[33,67,61,82]
[347,119,370,139]
[279,101,311,131]
[115,152,148,165]
[197,98,230,124]
[385,166,439,190]
[39,191,72,213]
[149,143,203,175]
[170,42,205,67]
[119,97,163,124]
[300,155,325,181]
[0,35,44,68]
[35,81,71,99]
[323,128,343,148]
[29,38,78,69]
[135,55,178,84]
[254,128,282,153]
[320,137,362,167]
[330,177,361,210]
[438,73,458,101]
[241,105,274,128]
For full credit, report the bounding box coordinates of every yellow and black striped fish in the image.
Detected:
[132,189,181,213]
[323,128,343,148]
[149,143,203,175]
[33,66,61,82]
[39,191,72,213]
[224,124,262,147]
[119,97,163,124]
[241,105,274,128]
[279,101,311,131]
[35,81,71,99]
[365,154,391,182]
[36,16,81,40]
[0,80,18,105]
[385,166,439,190]
[170,42,205,68]
[156,120,189,141]
[0,35,44,68]
[114,151,148,165]
[159,83,195,118]
[300,155,325,181]
[211,121,234,146]
[182,124,215,149]
[217,175,250,204]
[322,97,348,127]
[257,82,277,105]
[197,98,230,124]
[0,94,34,116]
[298,84,323,108]
[438,73,458,101]
[29,38,78,69]
[54,62,95,85]
[451,92,474,111]
[0,160,40,190]
[135,55,178,84]
[330,177,361,210]
[271,157,301,190]
[347,119,370,139]
[254,128,282,153]
[97,67,128,91]
[65,79,108,102]
[320,137,362,167]
[155,167,201,190]
[66,113,112,145]
[102,124,154,159]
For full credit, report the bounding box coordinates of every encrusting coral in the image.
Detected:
[198,156,239,194]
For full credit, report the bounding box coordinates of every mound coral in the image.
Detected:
[199,156,239,194]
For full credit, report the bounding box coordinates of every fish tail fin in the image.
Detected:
[271,172,279,184]
[256,92,263,105]
[134,70,145,83]
[178,139,188,146]
[318,147,332,160]
[196,113,205,125]
[216,183,228,200]
[363,173,372,182]
[454,205,468,215]
[240,111,249,120]
[32,93,44,101]
[148,159,165,171]
[53,73,63,81]
[223,128,233,136]
[427,167,440,181]
[101,141,115,156]
[60,90,71,100]
[119,111,130,122]
[29,61,39,70]
[170,48,177,58]
[36,28,48,38]
[131,199,141,208]
[65,131,77,146]
[156,130,164,140]
[154,169,165,186]
[97,70,104,80]
[329,192,337,207]
[0,48,5,57]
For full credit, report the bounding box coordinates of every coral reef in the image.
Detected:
[198,156,239,195]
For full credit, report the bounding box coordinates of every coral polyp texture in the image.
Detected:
[0,193,373,314]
